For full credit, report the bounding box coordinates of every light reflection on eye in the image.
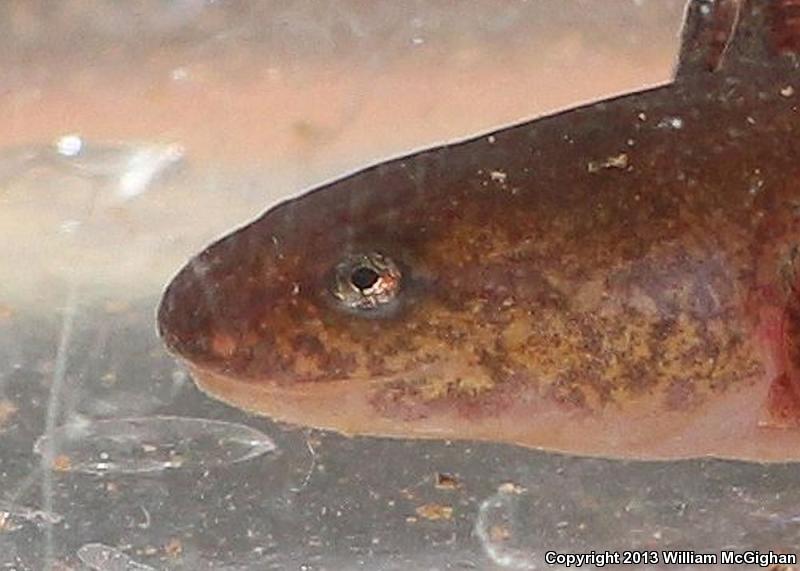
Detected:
[332,252,401,311]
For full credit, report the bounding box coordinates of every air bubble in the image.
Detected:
[475,485,538,570]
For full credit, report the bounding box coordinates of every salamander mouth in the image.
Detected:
[177,353,448,396]
[185,361,437,436]
[184,358,798,463]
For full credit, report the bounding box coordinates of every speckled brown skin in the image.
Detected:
[159,0,800,460]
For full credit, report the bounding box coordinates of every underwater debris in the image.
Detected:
[0,501,63,531]
[0,399,18,429]
[77,543,155,571]
[415,503,453,521]
[434,472,460,490]
[586,152,629,172]
[34,416,276,474]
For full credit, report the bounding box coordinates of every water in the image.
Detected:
[6,1,797,570]
[34,416,276,475]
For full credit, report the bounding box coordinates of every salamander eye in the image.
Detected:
[332,252,401,311]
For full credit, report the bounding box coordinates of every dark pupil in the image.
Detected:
[351,266,380,290]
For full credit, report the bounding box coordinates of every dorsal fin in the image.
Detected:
[674,0,798,80]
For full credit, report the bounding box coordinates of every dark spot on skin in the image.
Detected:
[476,349,503,381]
[246,333,294,382]
[292,334,325,356]
[286,333,358,380]
[366,354,394,377]
[577,322,603,355]
[546,376,588,409]
[324,349,358,377]
[650,318,677,343]
[624,361,658,395]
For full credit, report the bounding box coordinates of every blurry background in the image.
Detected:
[7,2,795,571]
[0,0,685,306]
[1,0,683,164]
